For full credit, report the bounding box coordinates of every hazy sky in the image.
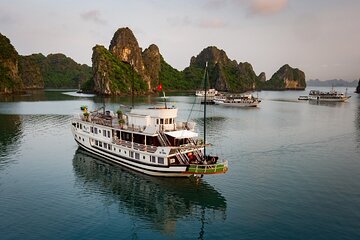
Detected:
[1,0,359,81]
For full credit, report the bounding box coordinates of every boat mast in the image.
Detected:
[131,61,134,109]
[102,72,106,115]
[204,62,208,157]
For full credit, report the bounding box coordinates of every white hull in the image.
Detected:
[308,96,350,102]
[213,99,259,107]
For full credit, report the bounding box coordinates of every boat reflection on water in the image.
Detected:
[72,148,227,235]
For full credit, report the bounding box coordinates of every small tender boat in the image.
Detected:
[308,89,351,102]
[213,94,261,107]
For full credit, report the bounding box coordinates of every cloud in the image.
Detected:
[80,10,106,25]
[250,0,288,15]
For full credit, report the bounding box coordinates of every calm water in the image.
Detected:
[0,88,359,240]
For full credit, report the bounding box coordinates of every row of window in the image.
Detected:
[91,126,111,138]
[76,123,111,139]
[156,118,174,125]
[94,140,165,165]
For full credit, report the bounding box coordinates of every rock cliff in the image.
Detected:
[264,64,306,90]
[18,54,46,89]
[142,44,161,91]
[184,46,262,92]
[92,45,147,95]
[109,27,151,89]
[0,33,23,94]
[92,27,178,95]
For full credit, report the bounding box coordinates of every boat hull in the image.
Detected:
[308,96,351,102]
[213,100,259,107]
[71,127,192,177]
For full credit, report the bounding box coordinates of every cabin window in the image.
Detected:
[103,130,106,137]
[129,151,134,158]
[108,144,111,150]
[151,156,156,163]
[135,153,140,160]
[165,119,168,124]
[156,119,159,125]
[160,119,164,124]
[169,118,172,124]
[76,123,79,128]
[80,124,82,129]
[99,142,102,147]
[118,149,121,153]
[95,140,98,146]
[143,156,146,160]
[90,127,93,133]
[158,157,164,164]
[107,131,110,138]
[94,128,98,134]
[104,143,107,149]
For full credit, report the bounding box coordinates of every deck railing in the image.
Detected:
[187,160,228,174]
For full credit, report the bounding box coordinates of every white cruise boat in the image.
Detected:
[308,89,351,102]
[213,94,261,107]
[71,104,228,178]
[195,88,218,97]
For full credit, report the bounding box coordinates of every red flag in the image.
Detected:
[157,83,163,91]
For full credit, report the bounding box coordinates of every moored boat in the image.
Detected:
[308,89,351,102]
[213,94,261,107]
[71,65,228,178]
[195,88,218,97]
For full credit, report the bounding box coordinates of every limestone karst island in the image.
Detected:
[0,27,306,95]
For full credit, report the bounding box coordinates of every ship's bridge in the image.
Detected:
[126,107,195,134]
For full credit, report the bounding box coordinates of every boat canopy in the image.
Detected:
[165,130,198,139]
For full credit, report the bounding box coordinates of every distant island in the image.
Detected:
[1,29,306,95]
[307,79,358,87]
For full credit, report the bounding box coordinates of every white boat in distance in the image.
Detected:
[308,89,351,102]
[213,94,261,107]
[195,88,218,97]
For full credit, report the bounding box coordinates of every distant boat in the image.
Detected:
[213,94,261,107]
[308,89,351,102]
[195,88,218,97]
[298,96,309,100]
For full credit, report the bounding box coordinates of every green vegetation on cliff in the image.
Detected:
[18,53,91,89]
[159,57,188,90]
[264,64,306,90]
[0,33,22,93]
[91,45,147,95]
